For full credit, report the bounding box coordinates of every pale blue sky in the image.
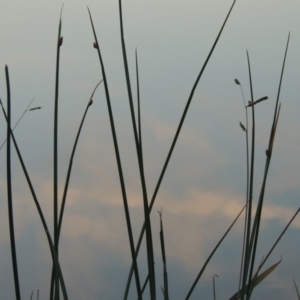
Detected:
[0,1,300,299]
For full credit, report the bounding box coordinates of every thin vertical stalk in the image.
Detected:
[5,65,21,300]
[135,49,142,157]
[158,210,169,300]
[123,2,237,297]
[117,1,155,298]
[235,79,250,299]
[87,8,142,299]
[271,33,290,133]
[49,81,102,296]
[246,50,255,248]
[241,51,255,300]
[246,34,290,294]
[246,158,271,297]
[246,115,279,292]
[52,7,63,300]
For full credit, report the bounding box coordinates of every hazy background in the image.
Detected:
[0,0,300,299]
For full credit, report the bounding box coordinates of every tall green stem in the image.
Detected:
[0,98,68,300]
[241,51,255,300]
[123,1,237,297]
[52,8,63,300]
[88,8,143,299]
[117,1,155,298]
[5,65,21,300]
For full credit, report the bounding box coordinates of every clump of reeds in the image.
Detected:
[1,1,299,299]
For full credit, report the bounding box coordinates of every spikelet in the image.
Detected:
[58,37,63,47]
[93,42,98,49]
[247,96,268,107]
[239,121,247,132]
[29,106,42,111]
[234,79,240,85]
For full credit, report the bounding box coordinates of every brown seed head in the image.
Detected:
[247,96,268,107]
[93,42,98,49]
[29,106,42,111]
[234,79,240,85]
[58,37,63,47]
[239,121,246,132]
[88,99,93,107]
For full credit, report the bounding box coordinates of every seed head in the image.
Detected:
[29,106,42,111]
[88,99,93,107]
[234,79,240,85]
[93,42,98,49]
[58,37,63,47]
[239,122,247,132]
[247,96,268,107]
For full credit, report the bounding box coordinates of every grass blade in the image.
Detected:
[49,80,103,296]
[267,33,290,158]
[0,98,69,300]
[235,79,250,299]
[136,275,149,300]
[247,106,281,286]
[158,210,169,300]
[240,35,290,299]
[247,34,290,293]
[5,64,21,300]
[271,33,290,133]
[51,6,64,300]
[58,80,102,240]
[229,259,281,300]
[293,279,300,300]
[124,2,237,297]
[148,0,237,213]
[247,207,300,299]
[254,207,300,282]
[135,48,141,147]
[251,259,281,291]
[241,51,255,300]
[135,48,143,160]
[87,7,143,299]
[185,203,246,300]
[117,1,155,297]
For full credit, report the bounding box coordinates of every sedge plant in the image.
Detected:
[1,1,300,299]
